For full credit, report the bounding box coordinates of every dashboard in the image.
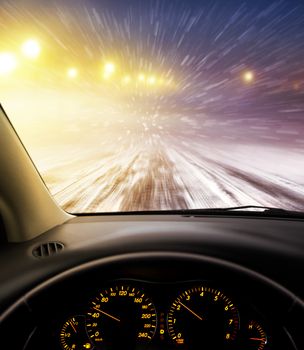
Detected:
[0,215,303,350]
[30,277,290,350]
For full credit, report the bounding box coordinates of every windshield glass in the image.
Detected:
[1,0,304,213]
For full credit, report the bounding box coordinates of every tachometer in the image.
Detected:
[167,286,239,348]
[86,284,157,349]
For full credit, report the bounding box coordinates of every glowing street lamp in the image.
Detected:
[67,67,78,79]
[122,75,131,84]
[138,73,145,82]
[147,76,156,85]
[21,39,41,59]
[243,71,254,83]
[0,52,18,75]
[103,62,115,79]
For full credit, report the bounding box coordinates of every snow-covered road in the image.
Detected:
[37,139,304,213]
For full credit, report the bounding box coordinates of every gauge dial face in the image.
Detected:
[86,285,157,349]
[167,286,239,348]
[245,321,267,350]
[60,315,93,350]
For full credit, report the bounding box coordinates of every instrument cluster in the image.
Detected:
[54,280,273,350]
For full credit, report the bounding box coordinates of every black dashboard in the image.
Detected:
[0,215,303,350]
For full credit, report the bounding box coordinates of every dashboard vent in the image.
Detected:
[32,242,64,258]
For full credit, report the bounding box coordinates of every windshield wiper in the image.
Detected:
[77,206,304,218]
[179,206,304,218]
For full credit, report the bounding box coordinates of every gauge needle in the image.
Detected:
[93,306,121,322]
[179,302,203,321]
[69,320,77,333]
[250,338,266,342]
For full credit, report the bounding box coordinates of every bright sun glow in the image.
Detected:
[67,67,78,78]
[0,52,18,75]
[21,39,41,59]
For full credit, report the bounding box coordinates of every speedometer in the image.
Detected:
[86,284,157,349]
[167,286,239,348]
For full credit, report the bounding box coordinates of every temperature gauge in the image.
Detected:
[245,320,267,350]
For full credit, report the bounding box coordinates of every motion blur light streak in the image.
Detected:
[0,0,304,212]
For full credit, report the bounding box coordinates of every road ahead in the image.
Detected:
[42,139,304,213]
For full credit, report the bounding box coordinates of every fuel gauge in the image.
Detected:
[245,320,268,350]
[60,315,93,350]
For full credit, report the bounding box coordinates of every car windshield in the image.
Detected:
[1,0,304,213]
